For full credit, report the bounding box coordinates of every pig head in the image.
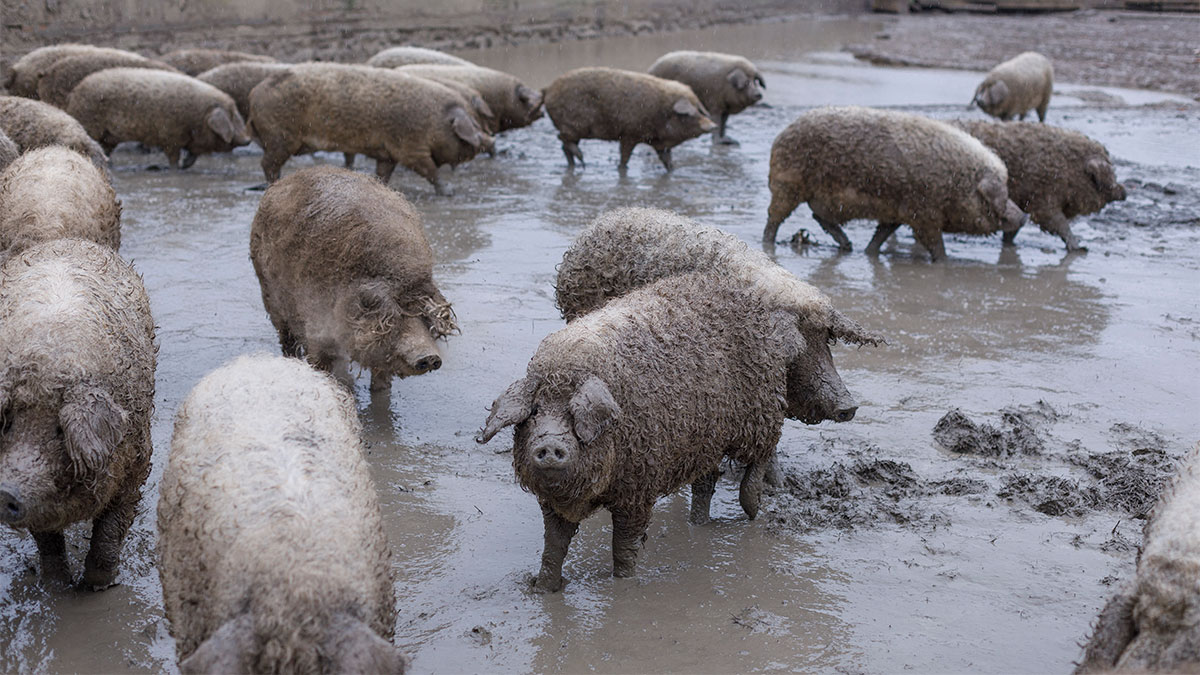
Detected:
[345,279,457,380]
[786,310,883,425]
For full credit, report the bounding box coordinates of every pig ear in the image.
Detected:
[477,377,537,443]
[569,376,620,445]
[471,95,495,122]
[984,80,1009,107]
[727,68,750,91]
[450,108,483,148]
[829,310,886,347]
[324,616,409,675]
[517,84,542,110]
[976,174,1009,216]
[180,615,254,675]
[673,98,699,116]
[59,384,127,477]
[768,311,806,361]
[205,107,237,144]
[354,279,392,318]
[754,73,766,90]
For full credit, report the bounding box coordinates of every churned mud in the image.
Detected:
[1,12,1198,675]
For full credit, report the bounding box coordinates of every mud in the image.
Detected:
[1,12,1199,675]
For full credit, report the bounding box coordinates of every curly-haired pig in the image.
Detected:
[477,272,816,591]
[0,146,121,260]
[0,238,156,589]
[394,64,543,133]
[196,61,292,123]
[67,68,250,169]
[1075,442,1200,673]
[0,95,110,170]
[159,354,406,674]
[159,48,277,77]
[764,106,1026,261]
[556,207,881,499]
[952,120,1126,252]
[543,67,716,171]
[36,52,181,109]
[250,166,458,394]
[972,51,1053,122]
[5,44,143,99]
[647,50,765,145]
[366,46,473,68]
[248,62,492,193]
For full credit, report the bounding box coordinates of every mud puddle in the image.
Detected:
[2,14,1200,675]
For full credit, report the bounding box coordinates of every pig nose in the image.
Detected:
[532,442,572,470]
[752,91,763,102]
[0,485,24,523]
[833,406,858,423]
[413,354,442,373]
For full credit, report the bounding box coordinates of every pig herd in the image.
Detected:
[0,39,1158,674]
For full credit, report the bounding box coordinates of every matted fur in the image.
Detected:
[542,67,716,170]
[159,354,403,673]
[66,68,250,168]
[394,64,543,133]
[648,50,765,140]
[1076,442,1200,672]
[197,61,292,121]
[250,166,457,384]
[0,130,16,174]
[953,120,1126,251]
[37,53,180,109]
[973,51,1053,122]
[247,62,492,191]
[5,44,141,99]
[366,46,473,68]
[159,48,276,77]
[0,95,110,170]
[764,105,1024,260]
[0,238,155,584]
[0,146,121,258]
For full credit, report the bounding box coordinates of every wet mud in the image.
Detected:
[1,13,1199,675]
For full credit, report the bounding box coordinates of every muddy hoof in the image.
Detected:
[79,567,118,591]
[245,182,269,192]
[530,573,564,593]
[716,136,740,146]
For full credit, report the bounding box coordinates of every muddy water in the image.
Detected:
[3,16,1200,674]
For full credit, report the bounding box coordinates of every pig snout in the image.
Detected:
[393,316,443,375]
[699,116,717,133]
[532,439,573,470]
[833,405,858,423]
[0,483,25,523]
[409,352,442,374]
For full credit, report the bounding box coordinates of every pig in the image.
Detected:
[158,354,406,673]
[555,207,881,492]
[764,106,1026,261]
[647,50,765,145]
[66,68,250,169]
[0,95,110,170]
[196,61,292,122]
[36,52,181,108]
[366,46,473,68]
[0,238,156,589]
[1076,442,1200,673]
[247,63,492,193]
[158,48,277,77]
[392,64,543,134]
[972,51,1053,122]
[249,166,458,394]
[0,129,16,173]
[542,67,716,171]
[5,44,142,99]
[478,272,835,591]
[952,120,1127,252]
[0,146,121,260]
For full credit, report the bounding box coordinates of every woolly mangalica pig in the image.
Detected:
[250,166,457,394]
[0,238,156,589]
[478,272,813,591]
[158,354,406,673]
[543,67,715,171]
[1075,442,1200,673]
[556,207,880,494]
[5,44,141,99]
[0,96,110,170]
[972,51,1053,122]
[648,50,765,145]
[764,106,1026,261]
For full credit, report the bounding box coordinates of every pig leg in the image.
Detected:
[274,320,302,358]
[343,152,356,169]
[375,158,398,185]
[611,505,652,578]
[763,454,783,488]
[865,222,902,256]
[180,149,197,170]
[260,148,290,183]
[31,531,71,584]
[911,226,947,262]
[654,146,673,171]
[1076,586,1137,672]
[81,488,139,590]
[369,370,392,393]
[558,135,583,168]
[812,213,854,252]
[164,147,181,170]
[1036,211,1085,252]
[535,503,579,593]
[715,112,739,146]
[739,461,768,520]
[764,182,802,243]
[402,155,448,195]
[618,139,637,171]
[689,470,720,525]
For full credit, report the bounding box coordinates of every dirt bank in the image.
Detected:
[846,11,1200,100]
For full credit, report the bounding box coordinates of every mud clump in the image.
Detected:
[997,474,1102,517]
[933,407,1046,457]
[1067,431,1177,519]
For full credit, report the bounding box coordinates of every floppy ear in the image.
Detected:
[829,310,886,347]
[767,311,806,361]
[517,84,542,110]
[984,80,1009,107]
[353,279,393,319]
[976,174,1010,215]
[180,615,254,675]
[450,108,483,148]
[673,98,699,116]
[569,376,620,445]
[471,95,495,122]
[324,616,409,675]
[205,107,237,144]
[477,377,537,443]
[59,384,127,477]
[754,73,766,90]
[727,68,750,91]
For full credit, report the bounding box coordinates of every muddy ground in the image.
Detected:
[1,11,1198,675]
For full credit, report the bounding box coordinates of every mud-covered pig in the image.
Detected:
[478,272,826,591]
[250,166,457,394]
[0,238,156,589]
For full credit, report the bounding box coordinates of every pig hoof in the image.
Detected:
[245,182,269,192]
[716,136,740,146]
[530,574,564,593]
[80,567,118,591]
[688,511,711,526]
